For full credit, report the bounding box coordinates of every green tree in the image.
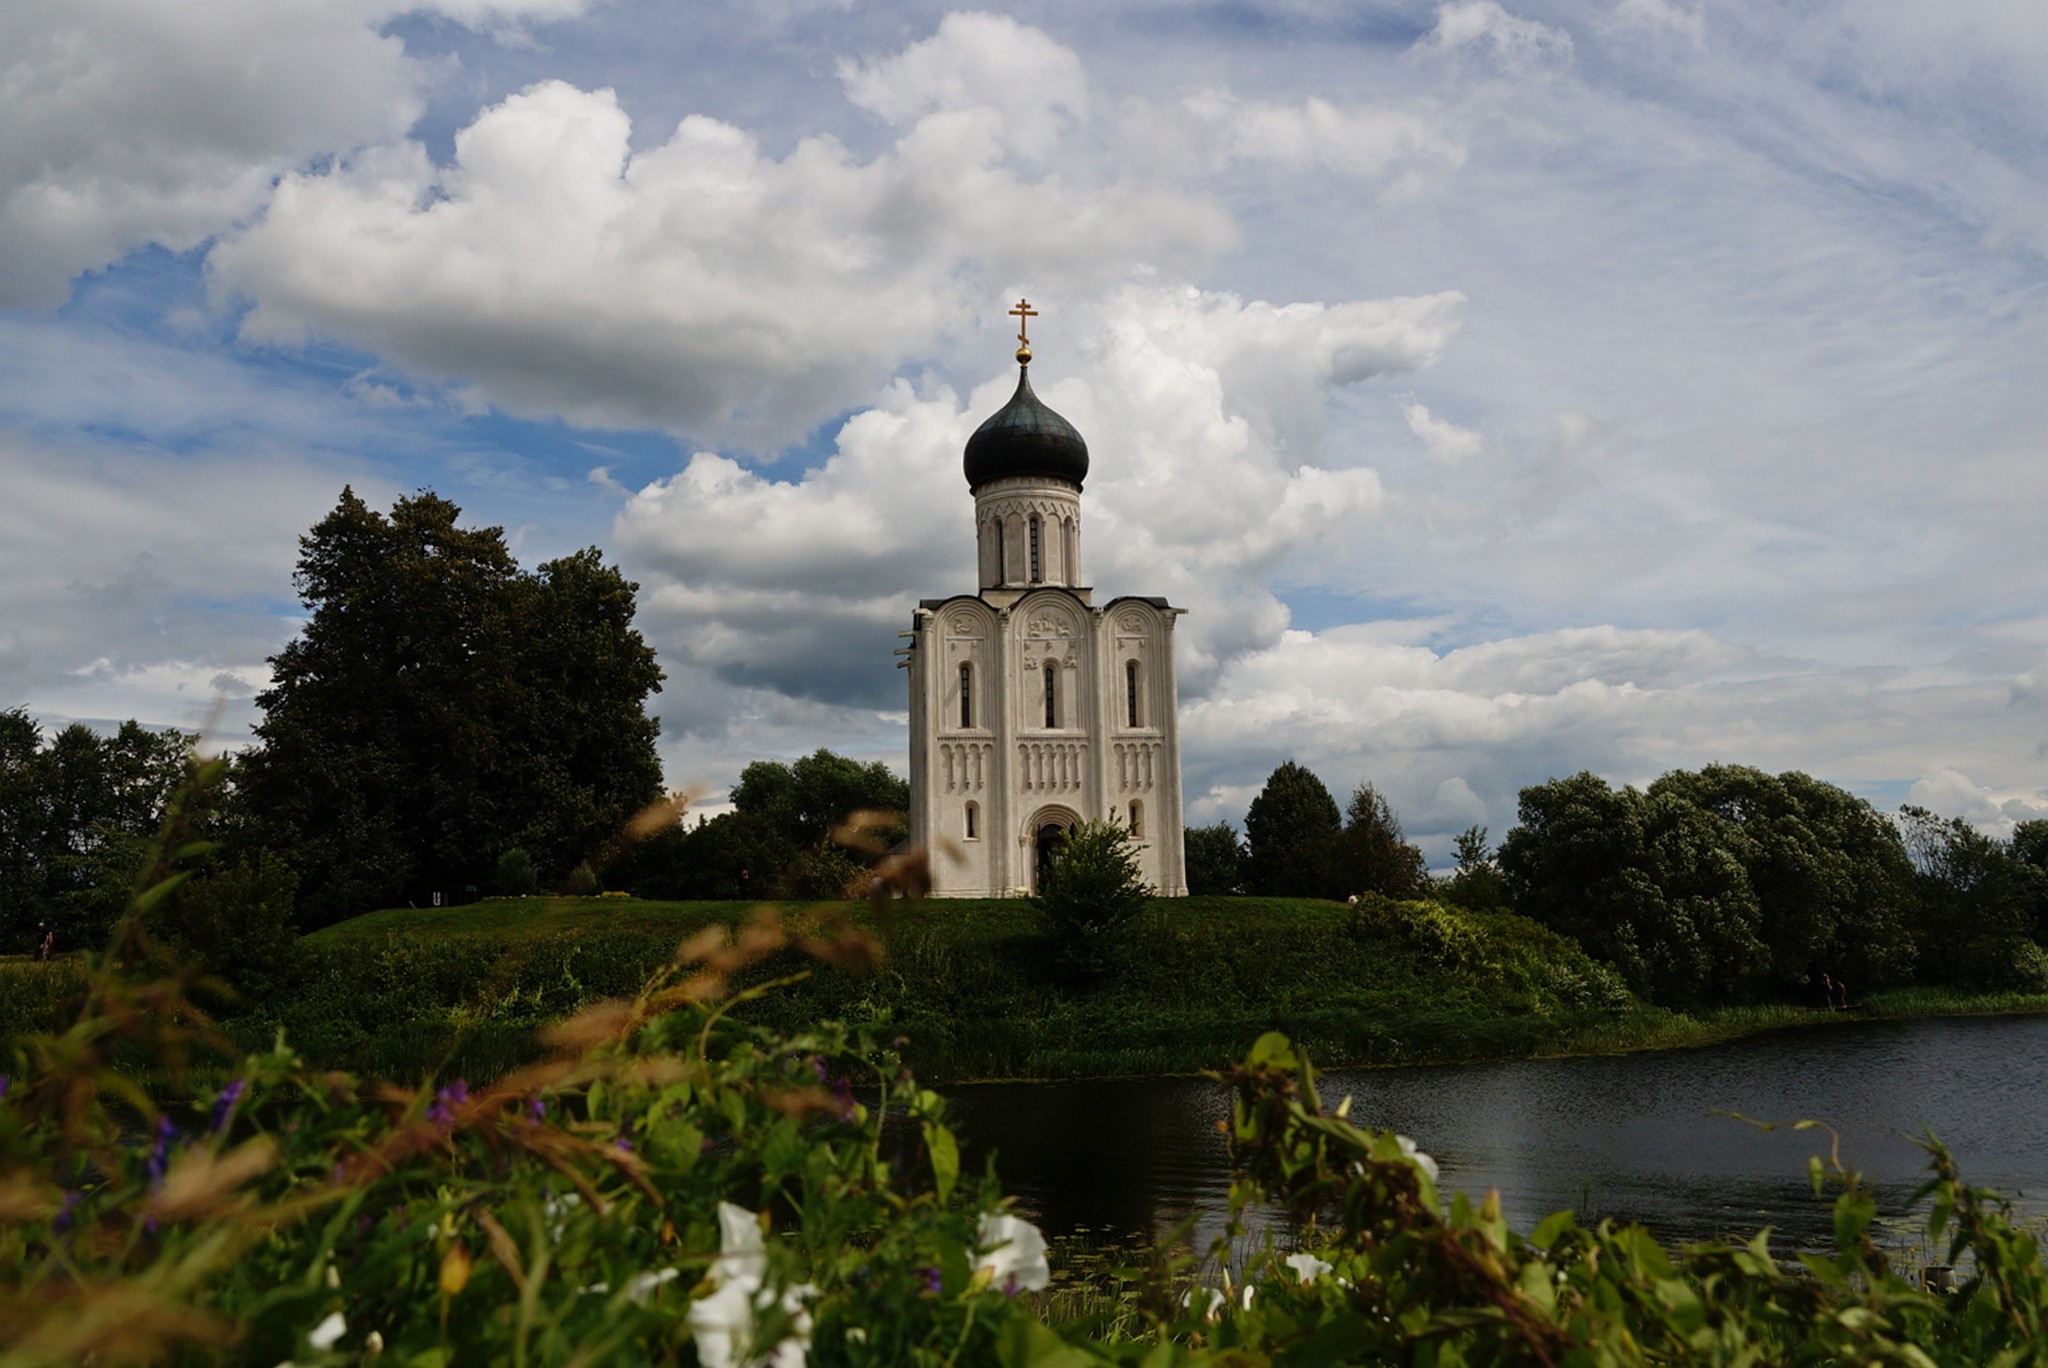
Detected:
[1439,824,1510,911]
[1183,821,1248,895]
[1333,782,1430,900]
[1498,772,1752,1004]
[1502,767,1925,1005]
[1651,766,1917,993]
[155,851,303,1011]
[1244,760,1343,897]
[1898,805,2048,987]
[731,749,909,851]
[241,489,664,926]
[1033,818,1151,979]
[728,749,908,896]
[0,710,192,951]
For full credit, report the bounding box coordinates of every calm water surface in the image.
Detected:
[943,1014,2048,1250]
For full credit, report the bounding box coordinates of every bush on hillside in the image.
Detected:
[1032,819,1150,980]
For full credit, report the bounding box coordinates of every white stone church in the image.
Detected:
[903,303,1189,897]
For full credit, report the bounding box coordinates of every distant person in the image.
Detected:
[37,924,53,962]
[1837,977,1849,1011]
[1820,972,1833,1010]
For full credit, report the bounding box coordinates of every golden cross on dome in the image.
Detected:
[1008,297,1039,364]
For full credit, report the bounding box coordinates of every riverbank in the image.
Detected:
[1527,984,2048,1065]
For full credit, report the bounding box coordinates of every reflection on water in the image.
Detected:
[944,1014,2048,1251]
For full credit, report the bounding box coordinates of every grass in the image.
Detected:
[13,897,2048,1088]
[234,893,1647,1083]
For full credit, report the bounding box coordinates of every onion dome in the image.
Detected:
[963,365,1090,491]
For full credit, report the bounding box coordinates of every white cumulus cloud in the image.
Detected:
[0,0,591,308]
[209,60,1234,450]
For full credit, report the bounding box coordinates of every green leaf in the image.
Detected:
[1248,1031,1296,1067]
[924,1121,959,1205]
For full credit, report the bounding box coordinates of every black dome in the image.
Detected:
[963,368,1089,491]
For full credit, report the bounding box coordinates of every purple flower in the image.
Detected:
[924,1266,943,1295]
[54,1191,79,1232]
[0,1075,11,1102]
[526,1095,546,1124]
[209,1079,246,1132]
[614,1136,634,1154]
[427,1080,470,1132]
[145,1116,176,1185]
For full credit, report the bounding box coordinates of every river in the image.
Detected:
[942,1013,2048,1252]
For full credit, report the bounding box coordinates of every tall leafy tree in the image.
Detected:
[1898,805,2048,986]
[1503,766,1925,1005]
[1334,782,1430,900]
[241,489,664,925]
[1183,821,1248,895]
[0,709,191,949]
[1650,766,1917,993]
[1244,760,1343,897]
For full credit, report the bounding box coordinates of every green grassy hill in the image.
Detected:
[262,893,1642,1083]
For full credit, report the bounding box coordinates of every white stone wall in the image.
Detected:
[908,588,1187,897]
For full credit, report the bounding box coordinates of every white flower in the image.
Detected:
[307,1311,347,1351]
[1183,1286,1227,1321]
[713,1201,768,1287]
[1283,1252,1333,1284]
[973,1212,1051,1293]
[686,1203,816,1368]
[1396,1133,1440,1182]
[623,1267,680,1306]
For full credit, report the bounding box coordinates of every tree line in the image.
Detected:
[0,490,915,969]
[1195,758,2048,1007]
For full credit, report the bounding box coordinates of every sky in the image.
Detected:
[4,0,2046,861]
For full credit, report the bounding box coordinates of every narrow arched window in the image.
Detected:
[964,801,979,840]
[1043,661,1057,728]
[1129,800,1144,838]
[959,662,973,729]
[1028,514,1043,583]
[1126,659,1141,728]
[995,521,1007,584]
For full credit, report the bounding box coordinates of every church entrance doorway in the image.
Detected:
[1027,807,1079,893]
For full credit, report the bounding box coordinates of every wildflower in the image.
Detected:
[427,1080,469,1131]
[972,1213,1050,1294]
[1395,1133,1439,1182]
[686,1202,817,1368]
[0,1075,10,1101]
[526,1095,546,1124]
[307,1310,347,1351]
[923,1266,943,1295]
[209,1078,246,1132]
[614,1267,677,1306]
[1183,1286,1227,1321]
[54,1190,79,1232]
[145,1116,177,1185]
[1284,1251,1333,1284]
